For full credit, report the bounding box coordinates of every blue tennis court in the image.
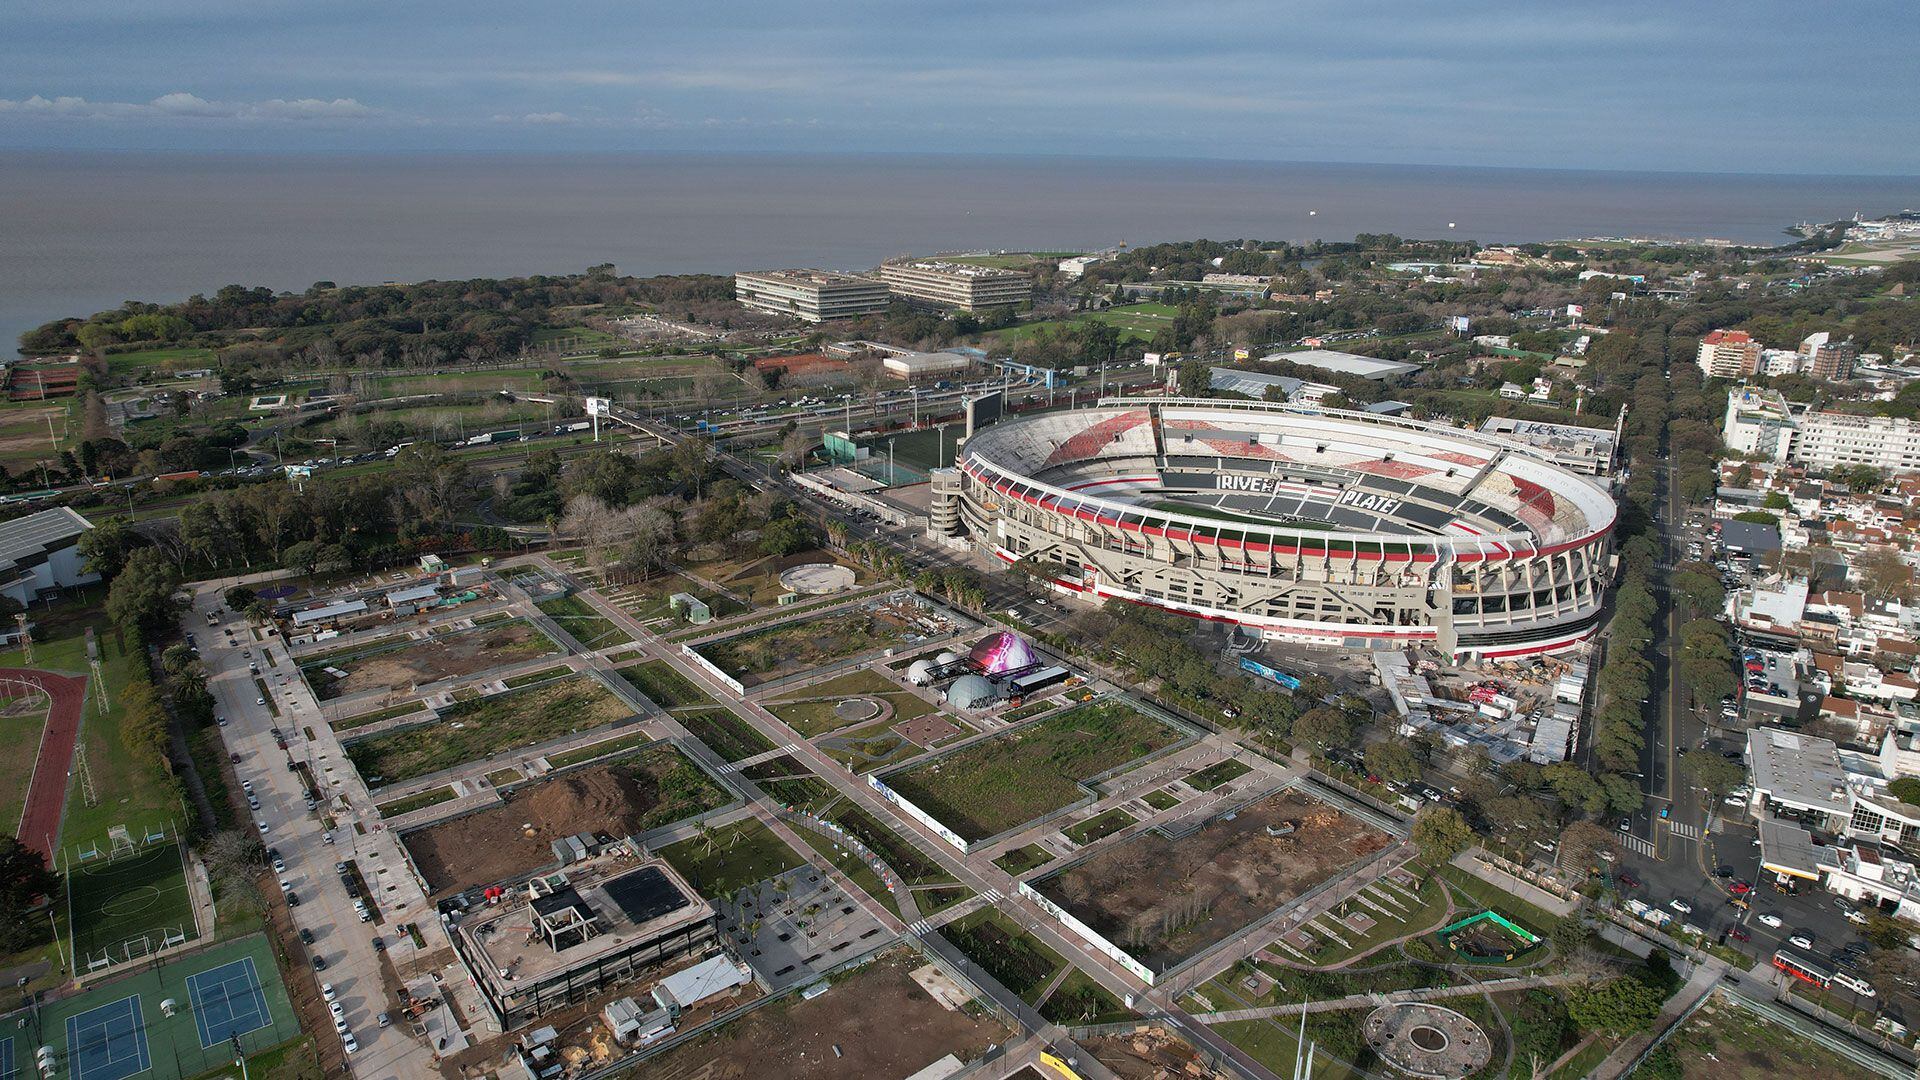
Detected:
[184,957,271,1049]
[0,1034,15,1080]
[64,995,150,1080]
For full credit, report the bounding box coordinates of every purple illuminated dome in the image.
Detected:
[968,631,1036,675]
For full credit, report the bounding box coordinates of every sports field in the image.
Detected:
[68,841,197,972]
[22,933,301,1080]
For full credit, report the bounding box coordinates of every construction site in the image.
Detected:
[1031,787,1392,974]
[305,619,558,699]
[402,745,728,898]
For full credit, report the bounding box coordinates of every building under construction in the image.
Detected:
[451,850,718,1030]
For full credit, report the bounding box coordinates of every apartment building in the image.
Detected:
[1696,329,1762,379]
[879,260,1032,311]
[733,269,891,323]
[1809,338,1859,381]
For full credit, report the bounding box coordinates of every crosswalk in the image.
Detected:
[907,917,937,936]
[1621,833,1656,858]
[980,887,1003,904]
[907,888,1005,937]
[1667,821,1700,840]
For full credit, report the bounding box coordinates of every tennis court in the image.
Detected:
[31,934,302,1080]
[0,1034,14,1079]
[64,996,150,1080]
[185,957,271,1048]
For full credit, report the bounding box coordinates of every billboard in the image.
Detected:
[1239,656,1301,690]
[584,396,612,417]
[1450,315,1472,333]
[1566,304,1585,319]
[965,390,1005,437]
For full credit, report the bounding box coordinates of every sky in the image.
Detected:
[2,1,1916,175]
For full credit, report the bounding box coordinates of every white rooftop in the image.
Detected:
[0,506,92,574]
[1746,726,1850,815]
[1259,349,1421,380]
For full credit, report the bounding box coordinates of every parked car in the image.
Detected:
[1789,933,1815,949]
[1669,898,1693,914]
[299,928,315,945]
[1729,926,1751,942]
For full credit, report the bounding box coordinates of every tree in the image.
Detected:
[1567,976,1666,1036]
[76,516,141,579]
[1887,777,1920,807]
[758,514,815,557]
[0,834,56,952]
[1366,740,1423,785]
[105,548,183,639]
[223,585,257,611]
[1291,706,1356,749]
[1411,805,1474,865]
[1679,752,1747,798]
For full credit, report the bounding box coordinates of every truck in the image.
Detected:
[465,432,496,446]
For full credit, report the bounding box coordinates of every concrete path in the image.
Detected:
[1193,970,1589,1023]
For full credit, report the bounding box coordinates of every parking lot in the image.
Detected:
[716,866,891,991]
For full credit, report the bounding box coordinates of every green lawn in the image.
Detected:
[693,607,915,686]
[882,699,1183,842]
[941,907,1068,1004]
[1062,807,1136,846]
[375,785,458,818]
[617,659,713,707]
[544,729,655,770]
[1143,788,1184,811]
[658,818,807,899]
[104,346,216,378]
[678,707,777,762]
[1186,758,1253,791]
[1039,969,1132,1025]
[536,592,634,650]
[503,664,573,689]
[821,803,955,886]
[344,674,634,786]
[992,844,1055,876]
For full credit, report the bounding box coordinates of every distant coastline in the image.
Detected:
[5,150,1917,349]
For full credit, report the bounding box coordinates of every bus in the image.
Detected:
[1773,949,1832,989]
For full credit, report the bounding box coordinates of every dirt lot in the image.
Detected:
[641,951,1008,1080]
[1660,996,1868,1080]
[402,746,724,896]
[1085,1028,1221,1080]
[1035,789,1389,973]
[311,621,555,699]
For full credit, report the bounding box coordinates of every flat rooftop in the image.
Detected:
[1746,726,1850,816]
[1259,349,1421,380]
[884,259,1028,280]
[459,856,711,996]
[737,269,884,288]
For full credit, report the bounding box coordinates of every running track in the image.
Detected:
[2,668,88,864]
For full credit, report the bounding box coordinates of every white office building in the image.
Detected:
[733,270,891,323]
[879,260,1032,311]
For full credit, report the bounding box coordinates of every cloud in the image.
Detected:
[0,91,382,123]
[491,110,578,125]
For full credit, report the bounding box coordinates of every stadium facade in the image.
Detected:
[938,399,1617,660]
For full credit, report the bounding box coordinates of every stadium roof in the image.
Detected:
[1259,349,1420,380]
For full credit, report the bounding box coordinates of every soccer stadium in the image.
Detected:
[941,398,1617,660]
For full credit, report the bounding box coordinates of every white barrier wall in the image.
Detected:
[1018,880,1157,985]
[679,643,746,698]
[867,776,971,853]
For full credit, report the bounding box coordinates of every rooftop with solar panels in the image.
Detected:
[960,398,1615,552]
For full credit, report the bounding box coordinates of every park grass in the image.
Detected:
[1294,870,1449,967]
[104,346,216,378]
[545,729,656,770]
[766,667,901,702]
[678,707,776,762]
[617,659,713,707]
[0,695,50,831]
[1039,969,1132,1026]
[1062,807,1136,846]
[485,767,522,787]
[503,664,573,689]
[333,699,428,731]
[789,824,901,920]
[1186,758,1253,792]
[1439,865,1566,933]
[941,907,1068,1004]
[344,674,633,787]
[0,607,183,854]
[915,885,973,919]
[881,699,1183,842]
[820,803,954,886]
[659,818,806,899]
[375,785,458,819]
[692,607,913,686]
[992,844,1055,877]
[536,592,633,650]
[1143,788,1184,811]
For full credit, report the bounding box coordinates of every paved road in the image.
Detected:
[195,588,437,1080]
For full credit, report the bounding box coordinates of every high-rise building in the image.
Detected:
[1809,339,1858,381]
[1722,386,1920,476]
[879,260,1032,311]
[1696,329,1762,379]
[733,269,891,323]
